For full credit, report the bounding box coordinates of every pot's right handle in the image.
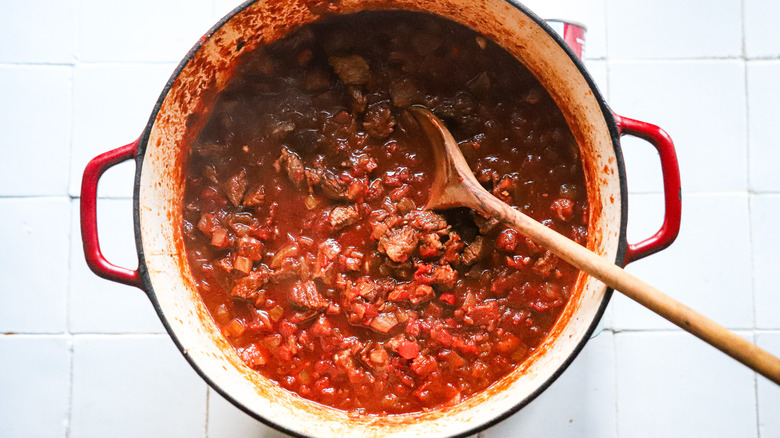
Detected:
[614,114,682,265]
[80,140,144,289]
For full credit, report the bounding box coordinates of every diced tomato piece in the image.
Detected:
[496,333,522,353]
[405,318,421,337]
[410,355,438,377]
[439,293,456,305]
[279,321,297,337]
[430,324,453,347]
[238,344,268,368]
[397,340,420,360]
[496,228,520,252]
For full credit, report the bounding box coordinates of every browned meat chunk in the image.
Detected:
[329,205,359,231]
[197,213,220,236]
[405,210,448,233]
[363,102,396,138]
[418,233,443,258]
[268,257,302,284]
[369,312,400,333]
[431,264,457,289]
[329,55,370,85]
[273,146,306,189]
[238,236,264,261]
[289,280,328,310]
[390,78,419,107]
[243,183,265,207]
[202,165,218,184]
[461,236,486,265]
[320,174,350,200]
[441,233,464,263]
[346,277,381,301]
[378,226,419,263]
[551,198,574,222]
[532,250,558,278]
[368,210,400,240]
[387,281,434,304]
[225,169,247,206]
[466,301,500,327]
[306,165,350,200]
[414,263,458,289]
[409,283,434,304]
[348,85,367,113]
[473,212,500,234]
[333,349,366,383]
[312,239,342,284]
[232,268,270,300]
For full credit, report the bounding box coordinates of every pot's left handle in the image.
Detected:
[80,140,143,289]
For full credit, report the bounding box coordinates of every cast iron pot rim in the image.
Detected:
[131,1,627,436]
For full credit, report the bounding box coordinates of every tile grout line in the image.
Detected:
[740,0,762,435]
[65,337,74,438]
[611,332,620,438]
[204,387,211,438]
[64,177,76,438]
[65,3,80,429]
[602,2,619,435]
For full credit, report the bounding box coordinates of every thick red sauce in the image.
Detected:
[182,11,587,415]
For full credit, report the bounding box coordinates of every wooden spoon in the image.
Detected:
[407,105,780,385]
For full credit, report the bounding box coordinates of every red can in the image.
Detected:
[546,19,587,59]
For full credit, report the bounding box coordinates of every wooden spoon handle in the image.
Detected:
[475,190,780,385]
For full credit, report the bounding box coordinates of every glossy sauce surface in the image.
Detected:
[182,11,588,415]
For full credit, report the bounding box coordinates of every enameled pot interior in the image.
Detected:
[135,1,623,436]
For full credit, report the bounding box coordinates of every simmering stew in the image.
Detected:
[182,11,588,415]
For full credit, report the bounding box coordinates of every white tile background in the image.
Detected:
[1,0,778,437]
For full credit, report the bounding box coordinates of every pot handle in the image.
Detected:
[614,114,682,265]
[80,140,143,289]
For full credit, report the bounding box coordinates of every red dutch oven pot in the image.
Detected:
[81,1,681,437]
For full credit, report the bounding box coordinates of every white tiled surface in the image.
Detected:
[606,0,743,60]
[751,195,780,330]
[0,336,71,437]
[615,332,758,438]
[1,1,779,437]
[610,60,747,193]
[69,335,208,438]
[0,198,70,333]
[747,61,780,192]
[757,332,780,438]
[0,66,72,196]
[744,0,780,59]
